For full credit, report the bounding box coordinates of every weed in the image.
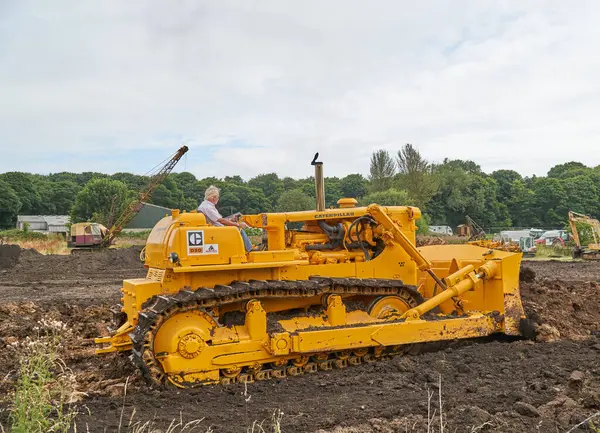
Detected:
[535,244,571,258]
[566,412,600,433]
[0,228,48,241]
[247,409,284,433]
[8,328,79,433]
[116,377,208,433]
[0,229,69,254]
[116,230,152,240]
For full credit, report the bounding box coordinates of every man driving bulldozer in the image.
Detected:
[197,185,253,252]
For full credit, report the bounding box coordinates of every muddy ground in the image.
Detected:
[0,247,599,432]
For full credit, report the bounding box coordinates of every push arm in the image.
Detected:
[367,204,447,290]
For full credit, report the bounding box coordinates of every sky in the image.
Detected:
[1,1,600,180]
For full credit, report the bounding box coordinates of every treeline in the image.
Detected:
[0,144,598,231]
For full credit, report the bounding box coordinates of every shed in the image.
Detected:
[17,215,46,231]
[16,215,70,234]
[125,203,172,230]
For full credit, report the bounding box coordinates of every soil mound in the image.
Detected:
[0,246,144,282]
[416,236,448,247]
[519,266,536,282]
[521,277,600,340]
[0,244,21,269]
[523,259,600,281]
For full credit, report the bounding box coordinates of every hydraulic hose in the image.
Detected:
[305,221,345,250]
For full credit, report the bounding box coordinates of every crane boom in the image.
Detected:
[465,215,485,240]
[102,145,189,246]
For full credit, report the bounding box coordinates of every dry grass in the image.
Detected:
[0,230,69,255]
[535,244,572,258]
[112,238,147,248]
[111,378,208,433]
[15,238,69,255]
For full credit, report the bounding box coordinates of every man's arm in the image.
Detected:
[217,218,248,228]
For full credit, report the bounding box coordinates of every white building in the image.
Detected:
[16,215,70,235]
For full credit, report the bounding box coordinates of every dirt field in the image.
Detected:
[0,247,599,432]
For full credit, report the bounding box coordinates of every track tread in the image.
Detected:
[130,277,423,388]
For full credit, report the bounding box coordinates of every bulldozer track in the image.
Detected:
[129,277,426,388]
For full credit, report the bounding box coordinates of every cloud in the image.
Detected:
[1,1,600,179]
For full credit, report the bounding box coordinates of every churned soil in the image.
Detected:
[0,246,599,432]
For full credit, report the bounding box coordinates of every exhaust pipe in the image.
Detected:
[311,153,325,211]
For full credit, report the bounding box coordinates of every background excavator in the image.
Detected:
[568,210,600,259]
[457,216,525,254]
[68,146,188,249]
[95,154,530,388]
[456,215,486,240]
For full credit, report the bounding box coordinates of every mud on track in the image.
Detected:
[0,247,599,432]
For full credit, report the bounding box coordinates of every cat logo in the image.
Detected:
[187,230,204,255]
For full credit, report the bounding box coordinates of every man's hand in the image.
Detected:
[239,221,249,229]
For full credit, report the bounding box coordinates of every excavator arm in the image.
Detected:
[568,211,583,248]
[568,210,600,250]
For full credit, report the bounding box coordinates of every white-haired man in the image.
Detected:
[197,185,253,252]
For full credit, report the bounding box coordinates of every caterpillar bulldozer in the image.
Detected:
[95,154,529,388]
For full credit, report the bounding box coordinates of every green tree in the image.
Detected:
[42,180,80,215]
[491,170,522,203]
[70,179,132,226]
[297,177,316,198]
[508,179,540,227]
[0,179,22,226]
[395,144,437,207]
[218,190,242,215]
[217,184,271,215]
[427,160,503,228]
[111,172,148,191]
[360,188,412,207]
[31,178,57,214]
[561,175,600,217]
[416,214,430,235]
[369,149,396,192]
[0,172,42,214]
[325,177,343,207]
[282,177,298,191]
[340,174,368,198]
[172,172,203,204]
[547,162,588,179]
[530,177,568,226]
[76,172,107,186]
[276,189,314,212]
[196,177,223,199]
[149,177,184,209]
[48,172,79,184]
[248,173,283,207]
[224,175,245,185]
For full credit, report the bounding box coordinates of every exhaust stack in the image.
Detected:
[311,153,325,211]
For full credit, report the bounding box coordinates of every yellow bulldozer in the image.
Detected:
[96,155,529,388]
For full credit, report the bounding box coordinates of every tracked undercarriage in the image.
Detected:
[129,277,426,387]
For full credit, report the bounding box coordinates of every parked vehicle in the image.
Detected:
[429,225,453,236]
[535,230,569,247]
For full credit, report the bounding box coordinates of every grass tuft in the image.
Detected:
[7,327,79,433]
